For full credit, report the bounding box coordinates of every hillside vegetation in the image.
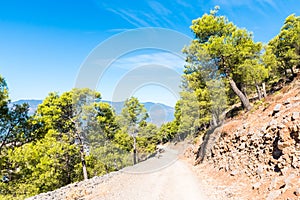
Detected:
[192,78,300,199]
[1,7,300,199]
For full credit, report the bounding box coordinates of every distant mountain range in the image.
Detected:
[105,101,175,126]
[12,100,42,116]
[12,100,174,126]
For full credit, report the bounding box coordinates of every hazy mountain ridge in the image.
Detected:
[12,100,175,126]
[11,99,42,116]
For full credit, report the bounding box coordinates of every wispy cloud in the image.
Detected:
[259,0,276,7]
[211,0,280,18]
[256,0,280,13]
[111,52,185,71]
[148,1,172,16]
[211,0,249,7]
[96,51,184,106]
[147,1,178,27]
[175,0,193,8]
[106,28,132,33]
[102,0,179,28]
[106,8,151,27]
[141,13,162,27]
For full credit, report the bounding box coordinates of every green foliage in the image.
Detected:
[0,76,41,200]
[176,90,207,137]
[93,102,118,139]
[156,121,178,143]
[268,14,300,78]
[113,129,133,152]
[137,123,158,153]
[119,97,149,128]
[88,141,132,175]
[206,79,228,124]
[238,59,269,87]
[0,87,125,198]
[183,8,263,111]
[0,75,9,112]
[117,97,159,162]
[0,76,36,154]
[175,79,227,138]
[261,45,281,87]
[4,130,80,197]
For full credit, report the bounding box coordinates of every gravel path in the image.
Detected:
[84,148,210,200]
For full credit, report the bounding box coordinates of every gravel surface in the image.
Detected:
[84,149,210,200]
[27,145,212,200]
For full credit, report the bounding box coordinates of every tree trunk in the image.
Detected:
[80,146,88,180]
[211,114,218,128]
[133,136,137,164]
[241,85,248,99]
[228,77,252,111]
[284,69,288,78]
[75,127,88,181]
[66,155,72,184]
[255,84,262,100]
[262,82,267,98]
[290,66,296,77]
[0,127,13,154]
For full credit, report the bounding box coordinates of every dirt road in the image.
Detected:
[84,147,210,200]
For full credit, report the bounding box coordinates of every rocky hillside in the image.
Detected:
[196,78,300,199]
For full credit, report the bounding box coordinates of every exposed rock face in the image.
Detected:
[197,80,300,199]
[207,107,300,178]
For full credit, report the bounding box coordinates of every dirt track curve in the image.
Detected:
[84,146,210,200]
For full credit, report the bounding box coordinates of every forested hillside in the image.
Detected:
[12,100,175,125]
[1,7,300,200]
[0,87,176,199]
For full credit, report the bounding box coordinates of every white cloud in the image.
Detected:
[256,0,280,13]
[260,0,276,7]
[148,1,172,16]
[106,8,151,27]
[211,0,280,17]
[97,51,185,107]
[212,0,278,11]
[211,0,249,7]
[103,1,178,28]
[111,52,186,71]
[175,0,193,8]
[106,28,132,33]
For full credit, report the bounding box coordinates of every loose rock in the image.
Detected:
[266,190,282,200]
[273,104,282,115]
[295,188,300,196]
[292,112,299,120]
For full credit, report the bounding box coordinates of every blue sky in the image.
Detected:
[0,0,299,106]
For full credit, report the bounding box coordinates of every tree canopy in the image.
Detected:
[268,14,300,78]
[183,7,263,111]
